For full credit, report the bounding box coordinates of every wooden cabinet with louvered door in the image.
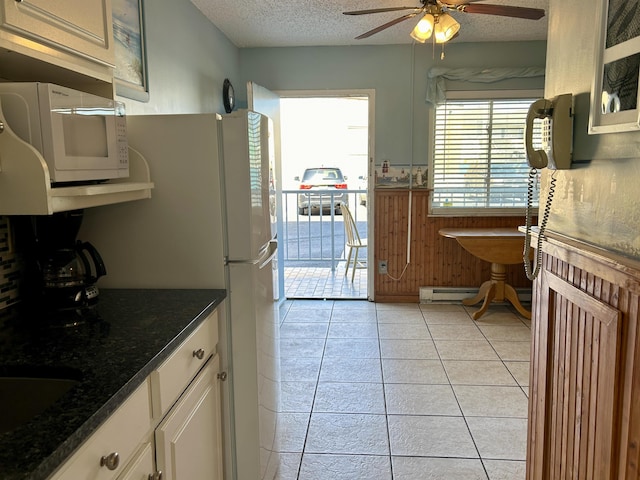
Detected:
[526,233,640,480]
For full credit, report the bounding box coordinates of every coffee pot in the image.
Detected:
[16,210,108,310]
[40,240,106,307]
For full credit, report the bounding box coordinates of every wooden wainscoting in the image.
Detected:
[527,233,640,479]
[374,189,533,302]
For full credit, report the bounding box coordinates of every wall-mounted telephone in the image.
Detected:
[523,93,574,280]
[525,94,573,170]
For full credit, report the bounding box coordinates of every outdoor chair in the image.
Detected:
[341,204,367,282]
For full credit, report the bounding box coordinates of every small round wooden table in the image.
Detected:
[439,227,532,320]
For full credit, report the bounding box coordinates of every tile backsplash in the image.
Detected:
[0,216,21,310]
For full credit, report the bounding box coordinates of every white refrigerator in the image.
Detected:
[80,111,281,480]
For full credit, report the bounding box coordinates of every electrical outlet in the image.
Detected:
[378,260,388,274]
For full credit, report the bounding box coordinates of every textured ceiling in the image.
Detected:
[190,0,549,48]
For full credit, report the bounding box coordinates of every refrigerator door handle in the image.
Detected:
[226,240,277,267]
[258,240,278,269]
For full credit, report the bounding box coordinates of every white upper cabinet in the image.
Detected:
[0,0,115,85]
[1,0,114,66]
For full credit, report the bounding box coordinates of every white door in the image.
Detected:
[247,82,284,301]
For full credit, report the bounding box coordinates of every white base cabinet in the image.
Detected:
[155,355,223,480]
[48,380,152,480]
[49,309,224,480]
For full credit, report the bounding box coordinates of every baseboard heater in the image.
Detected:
[419,287,532,303]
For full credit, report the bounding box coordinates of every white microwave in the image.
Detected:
[0,82,128,184]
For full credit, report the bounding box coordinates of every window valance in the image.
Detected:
[425,66,545,105]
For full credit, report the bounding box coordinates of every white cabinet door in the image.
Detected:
[0,0,114,66]
[155,355,224,480]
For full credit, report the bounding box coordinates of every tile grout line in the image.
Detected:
[428,306,491,479]
[470,309,532,402]
[295,300,334,480]
[281,300,529,479]
[375,304,395,479]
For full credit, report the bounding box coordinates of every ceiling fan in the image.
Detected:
[344,0,545,43]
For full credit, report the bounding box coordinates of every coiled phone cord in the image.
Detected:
[523,168,556,281]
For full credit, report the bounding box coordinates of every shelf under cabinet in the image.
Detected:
[0,116,154,214]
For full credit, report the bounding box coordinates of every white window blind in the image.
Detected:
[431,98,541,214]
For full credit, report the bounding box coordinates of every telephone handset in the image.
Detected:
[525,94,573,170]
[523,93,574,280]
[525,98,554,168]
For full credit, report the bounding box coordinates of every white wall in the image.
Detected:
[114,2,546,183]
[118,0,240,116]
[542,0,640,257]
[238,41,546,185]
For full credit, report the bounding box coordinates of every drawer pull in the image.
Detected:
[217,371,228,381]
[193,348,205,360]
[100,452,120,470]
[148,472,163,480]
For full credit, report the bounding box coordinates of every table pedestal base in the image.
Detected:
[462,263,531,320]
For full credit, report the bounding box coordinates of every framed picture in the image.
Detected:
[589,0,640,134]
[374,162,428,189]
[112,0,149,102]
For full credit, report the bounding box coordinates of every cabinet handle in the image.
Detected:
[100,452,120,470]
[148,472,163,480]
[217,371,228,381]
[193,348,205,360]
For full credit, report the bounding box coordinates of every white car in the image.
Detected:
[296,167,348,215]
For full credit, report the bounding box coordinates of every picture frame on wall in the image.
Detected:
[112,0,149,102]
[589,0,640,134]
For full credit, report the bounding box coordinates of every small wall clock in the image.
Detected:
[223,78,235,113]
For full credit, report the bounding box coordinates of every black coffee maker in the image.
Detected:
[21,210,106,310]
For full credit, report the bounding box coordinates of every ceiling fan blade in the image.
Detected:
[355,12,420,39]
[457,4,545,20]
[344,7,423,15]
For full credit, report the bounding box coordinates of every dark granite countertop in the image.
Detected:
[0,288,227,480]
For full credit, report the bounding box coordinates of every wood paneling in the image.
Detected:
[374,189,533,301]
[527,233,640,480]
[529,269,621,479]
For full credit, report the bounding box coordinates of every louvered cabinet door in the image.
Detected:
[527,269,622,480]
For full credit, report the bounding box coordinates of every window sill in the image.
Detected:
[429,207,538,217]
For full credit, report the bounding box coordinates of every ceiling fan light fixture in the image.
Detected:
[434,12,460,43]
[410,13,434,43]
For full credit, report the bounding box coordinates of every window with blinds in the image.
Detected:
[431,98,541,215]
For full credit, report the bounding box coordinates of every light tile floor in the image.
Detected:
[276,300,531,480]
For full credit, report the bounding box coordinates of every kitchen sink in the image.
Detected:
[0,365,82,434]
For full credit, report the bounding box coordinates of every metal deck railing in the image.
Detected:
[280,189,367,272]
